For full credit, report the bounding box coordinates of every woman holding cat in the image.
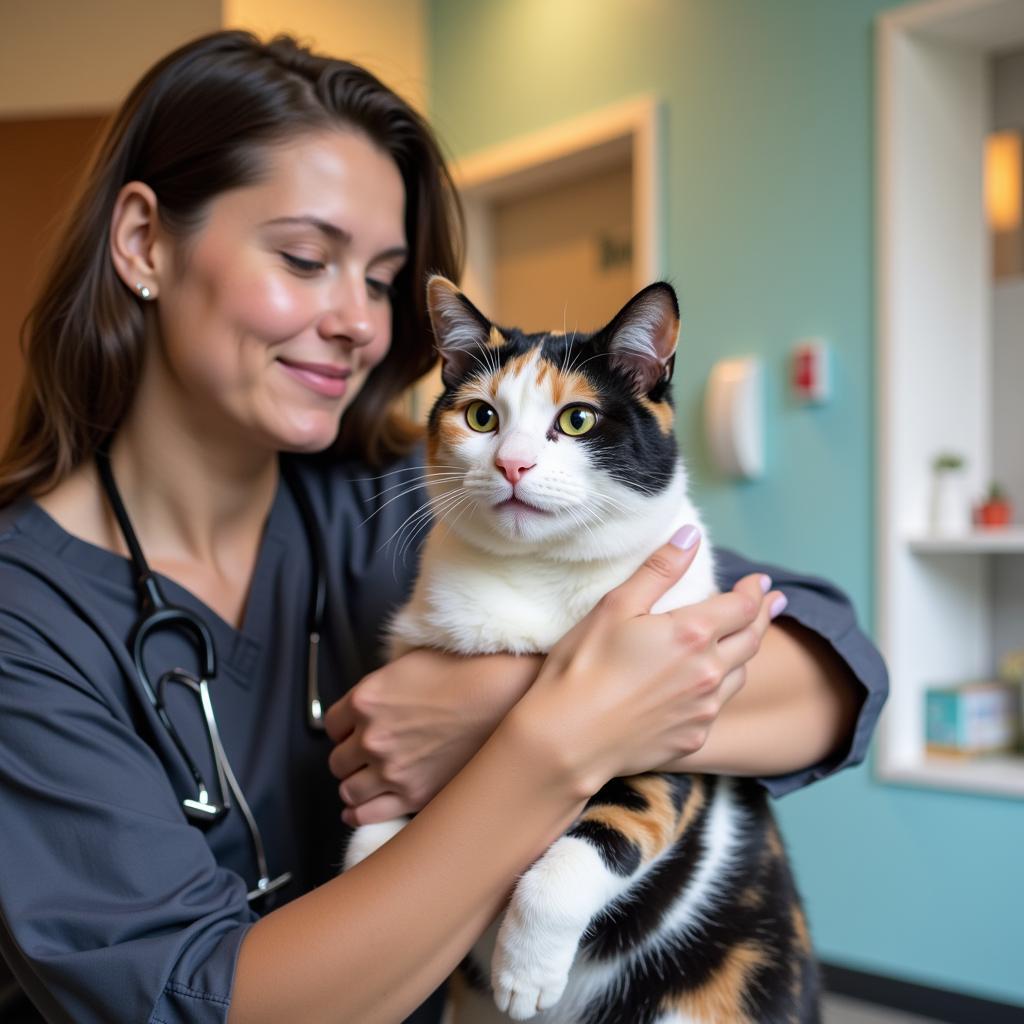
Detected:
[0,31,884,1024]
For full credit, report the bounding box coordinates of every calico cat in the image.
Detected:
[344,278,820,1024]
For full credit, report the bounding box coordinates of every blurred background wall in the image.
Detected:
[2,0,1021,1011]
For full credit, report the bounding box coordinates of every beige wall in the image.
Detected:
[0,0,222,117]
[223,0,428,110]
[1,0,427,117]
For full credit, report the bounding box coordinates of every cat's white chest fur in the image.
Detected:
[388,465,716,658]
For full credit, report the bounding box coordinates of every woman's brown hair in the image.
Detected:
[0,31,463,506]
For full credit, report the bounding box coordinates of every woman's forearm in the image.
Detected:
[230,713,587,1024]
[664,619,861,777]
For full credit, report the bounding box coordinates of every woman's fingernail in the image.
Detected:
[770,594,788,619]
[760,574,772,594]
[670,525,700,550]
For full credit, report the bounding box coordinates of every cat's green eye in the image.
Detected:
[466,401,499,433]
[557,405,598,437]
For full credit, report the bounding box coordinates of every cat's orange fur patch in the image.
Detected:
[488,326,506,348]
[492,352,536,394]
[662,942,770,1024]
[429,408,469,463]
[579,775,707,865]
[533,362,601,410]
[640,395,674,435]
[580,775,676,861]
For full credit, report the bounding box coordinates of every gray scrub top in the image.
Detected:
[0,449,888,1024]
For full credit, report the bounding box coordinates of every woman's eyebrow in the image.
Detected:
[261,215,407,261]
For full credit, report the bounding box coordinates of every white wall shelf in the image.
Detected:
[908,528,1024,554]
[876,0,1024,800]
[882,755,1024,798]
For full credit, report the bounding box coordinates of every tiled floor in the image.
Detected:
[823,994,943,1024]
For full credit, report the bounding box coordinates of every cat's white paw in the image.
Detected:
[490,927,575,1020]
[342,817,409,871]
[488,834,627,1020]
[489,874,582,1017]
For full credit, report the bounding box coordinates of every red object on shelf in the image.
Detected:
[974,499,1014,527]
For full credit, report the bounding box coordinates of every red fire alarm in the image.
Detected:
[791,338,831,404]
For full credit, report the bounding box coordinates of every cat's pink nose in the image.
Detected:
[495,456,536,484]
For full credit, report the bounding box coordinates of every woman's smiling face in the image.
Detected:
[144,129,407,453]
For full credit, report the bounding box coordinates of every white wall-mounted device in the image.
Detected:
[703,356,765,480]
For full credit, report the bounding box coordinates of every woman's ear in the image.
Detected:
[109,181,165,301]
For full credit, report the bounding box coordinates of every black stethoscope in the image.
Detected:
[95,440,328,904]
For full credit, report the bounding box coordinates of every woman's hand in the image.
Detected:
[505,527,786,796]
[325,650,541,825]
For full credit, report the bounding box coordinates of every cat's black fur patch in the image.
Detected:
[567,820,643,877]
[583,775,652,813]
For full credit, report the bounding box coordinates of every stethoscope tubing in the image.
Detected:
[94,439,327,902]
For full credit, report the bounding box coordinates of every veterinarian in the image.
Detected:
[0,32,886,1024]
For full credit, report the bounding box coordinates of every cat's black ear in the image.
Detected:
[602,282,680,395]
[426,275,493,387]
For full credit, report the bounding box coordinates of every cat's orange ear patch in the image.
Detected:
[488,327,506,348]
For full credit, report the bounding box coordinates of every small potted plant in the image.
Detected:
[975,482,1014,528]
[929,452,971,534]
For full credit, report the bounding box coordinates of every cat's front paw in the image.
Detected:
[491,942,574,1020]
[490,903,578,1020]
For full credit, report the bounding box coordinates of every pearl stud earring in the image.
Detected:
[135,283,153,300]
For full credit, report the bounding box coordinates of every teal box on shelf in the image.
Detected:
[925,681,1020,756]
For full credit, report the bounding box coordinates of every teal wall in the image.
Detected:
[428,0,1024,1006]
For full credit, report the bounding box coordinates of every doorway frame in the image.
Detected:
[450,94,663,314]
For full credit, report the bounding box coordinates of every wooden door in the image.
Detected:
[0,115,107,449]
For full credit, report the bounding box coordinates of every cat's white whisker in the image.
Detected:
[349,462,462,484]
[388,506,452,572]
[371,472,466,500]
[589,488,637,515]
[359,477,468,526]
[429,495,478,553]
[395,489,471,562]
[463,338,502,383]
[378,486,466,559]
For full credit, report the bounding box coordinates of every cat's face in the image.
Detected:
[423,278,683,557]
